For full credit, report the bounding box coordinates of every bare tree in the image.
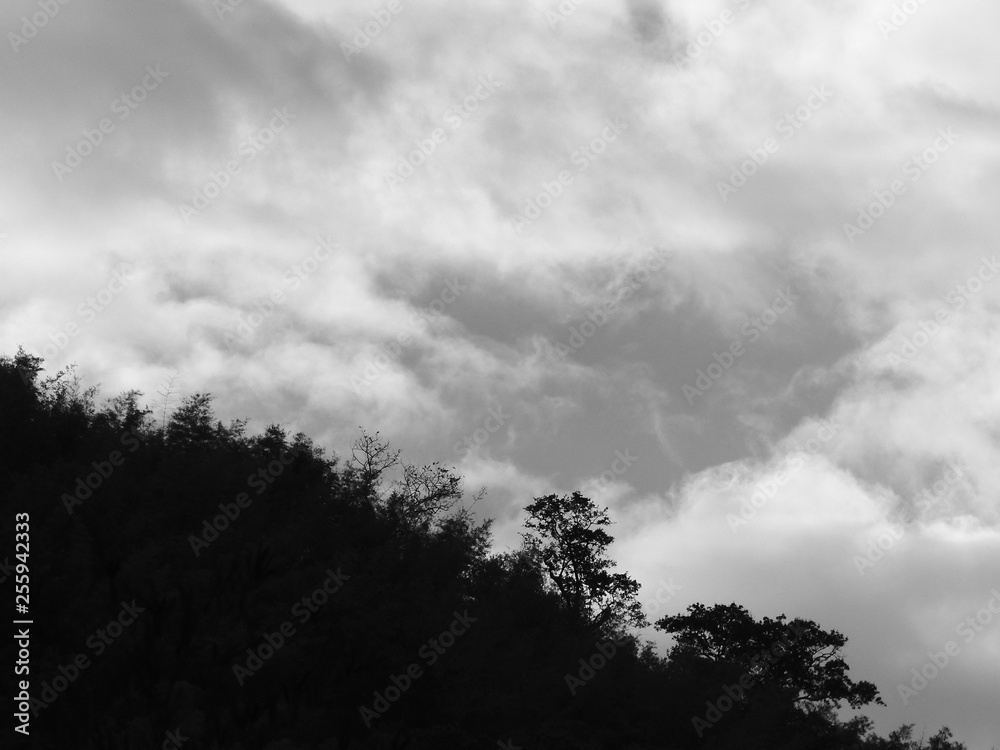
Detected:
[349,428,476,529]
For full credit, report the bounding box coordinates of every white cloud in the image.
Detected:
[4,0,1000,743]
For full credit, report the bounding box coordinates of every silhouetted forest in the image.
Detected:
[0,348,969,749]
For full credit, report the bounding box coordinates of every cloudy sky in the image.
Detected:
[3,0,1000,744]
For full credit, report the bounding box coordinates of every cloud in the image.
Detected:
[4,0,1000,743]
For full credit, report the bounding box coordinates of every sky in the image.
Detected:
[3,0,999,744]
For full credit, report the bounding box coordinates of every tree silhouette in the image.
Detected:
[349,427,482,532]
[0,350,970,750]
[658,602,883,711]
[521,491,647,634]
[165,392,217,448]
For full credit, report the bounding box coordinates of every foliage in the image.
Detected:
[657,602,883,709]
[0,350,967,750]
[521,491,648,635]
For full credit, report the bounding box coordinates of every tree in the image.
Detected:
[98,389,152,434]
[348,428,477,531]
[657,602,883,710]
[386,461,465,529]
[521,491,647,633]
[864,724,968,750]
[350,427,400,497]
[0,350,971,750]
[166,393,217,448]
